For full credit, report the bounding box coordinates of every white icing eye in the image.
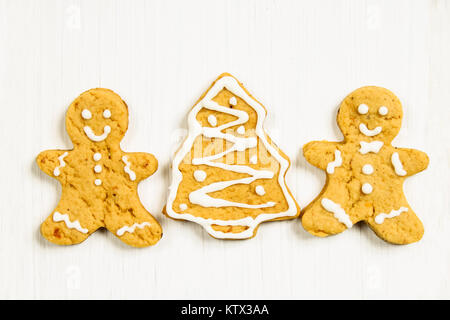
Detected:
[229,97,237,106]
[378,106,388,116]
[82,109,92,120]
[103,109,112,119]
[358,104,369,114]
[237,126,245,135]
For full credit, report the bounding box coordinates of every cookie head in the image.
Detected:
[66,88,129,145]
[337,86,403,143]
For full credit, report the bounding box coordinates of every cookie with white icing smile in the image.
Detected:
[302,86,429,245]
[37,88,162,247]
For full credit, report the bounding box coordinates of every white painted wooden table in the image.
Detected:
[1,0,449,299]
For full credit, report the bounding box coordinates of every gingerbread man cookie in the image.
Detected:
[165,73,300,239]
[302,86,429,244]
[37,88,162,247]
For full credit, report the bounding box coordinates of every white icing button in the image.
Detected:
[94,165,102,173]
[237,126,245,135]
[95,179,102,186]
[378,106,388,116]
[229,97,237,106]
[207,115,217,127]
[193,170,207,182]
[362,164,374,175]
[362,183,373,194]
[103,109,112,119]
[82,109,92,120]
[93,153,102,161]
[179,204,188,211]
[250,155,257,164]
[255,185,266,196]
[358,104,369,114]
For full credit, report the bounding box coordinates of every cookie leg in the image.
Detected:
[301,188,354,237]
[105,196,162,248]
[41,198,101,245]
[367,203,424,245]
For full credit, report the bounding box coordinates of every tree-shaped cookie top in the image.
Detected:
[166,73,299,239]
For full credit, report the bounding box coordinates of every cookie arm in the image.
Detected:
[303,141,340,170]
[36,150,70,178]
[394,148,429,176]
[123,152,158,181]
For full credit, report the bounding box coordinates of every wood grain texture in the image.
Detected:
[0,0,449,299]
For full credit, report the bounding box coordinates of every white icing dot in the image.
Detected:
[237,126,245,135]
[250,155,257,164]
[207,115,217,127]
[94,165,102,173]
[103,109,112,119]
[82,109,92,120]
[179,204,188,211]
[93,153,102,161]
[378,106,388,115]
[95,179,102,186]
[362,183,373,194]
[229,97,237,106]
[255,185,266,196]
[362,164,374,175]
[193,170,207,182]
[358,104,369,114]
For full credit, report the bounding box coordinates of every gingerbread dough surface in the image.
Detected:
[302,86,429,244]
[37,88,162,247]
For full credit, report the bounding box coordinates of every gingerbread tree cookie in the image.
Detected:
[165,73,300,239]
[37,88,162,247]
[302,86,429,244]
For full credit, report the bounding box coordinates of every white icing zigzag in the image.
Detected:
[53,211,88,234]
[54,152,69,177]
[122,156,137,181]
[326,150,342,174]
[391,152,407,176]
[117,222,151,236]
[321,198,353,228]
[375,207,408,224]
[166,76,298,239]
[189,100,276,209]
